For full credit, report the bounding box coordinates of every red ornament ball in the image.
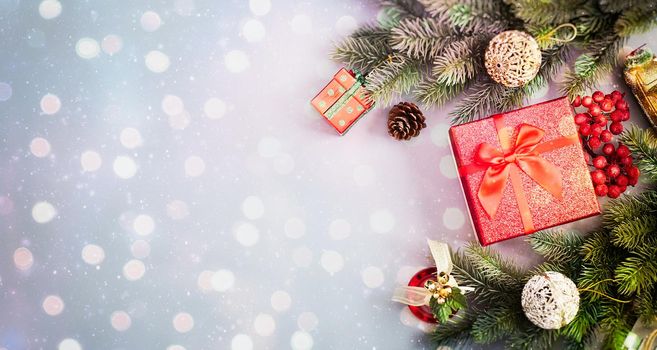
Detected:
[615,99,628,111]
[572,95,581,107]
[600,130,613,142]
[602,143,615,155]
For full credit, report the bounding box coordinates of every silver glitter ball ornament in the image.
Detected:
[521,271,579,330]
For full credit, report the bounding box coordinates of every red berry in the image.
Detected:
[600,130,613,142]
[574,113,590,125]
[592,91,605,102]
[620,156,633,167]
[583,152,591,163]
[602,143,615,155]
[615,99,629,111]
[619,185,628,193]
[610,122,624,135]
[607,164,621,178]
[580,124,592,136]
[621,110,631,121]
[595,184,608,197]
[629,176,639,186]
[610,110,624,122]
[589,104,602,117]
[572,95,582,107]
[601,99,614,112]
[582,96,593,107]
[591,169,607,184]
[628,166,640,179]
[616,175,629,187]
[594,115,608,125]
[611,90,623,101]
[591,124,603,136]
[593,155,607,169]
[616,144,631,158]
[588,136,602,149]
[608,185,621,198]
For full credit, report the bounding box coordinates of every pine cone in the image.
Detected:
[387,102,426,140]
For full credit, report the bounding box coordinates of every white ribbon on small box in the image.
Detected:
[392,239,473,307]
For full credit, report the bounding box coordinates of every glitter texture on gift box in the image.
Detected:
[449,97,601,245]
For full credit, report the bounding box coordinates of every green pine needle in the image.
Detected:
[470,306,519,344]
[620,126,657,181]
[528,230,584,263]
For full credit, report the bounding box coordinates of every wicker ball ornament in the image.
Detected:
[485,30,542,88]
[521,271,580,330]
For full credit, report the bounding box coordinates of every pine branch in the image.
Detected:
[599,0,657,14]
[615,7,657,37]
[450,247,518,305]
[560,34,625,99]
[470,306,520,344]
[637,285,657,324]
[364,55,422,106]
[610,215,657,250]
[560,296,601,344]
[603,190,657,226]
[331,36,392,73]
[506,324,558,350]
[504,0,588,26]
[380,0,427,27]
[450,80,508,124]
[464,243,525,289]
[579,264,615,302]
[615,248,657,296]
[431,311,476,348]
[600,301,634,350]
[620,126,657,181]
[414,80,465,107]
[582,231,614,264]
[390,17,455,60]
[420,0,512,28]
[432,37,485,86]
[529,230,584,264]
[351,24,393,45]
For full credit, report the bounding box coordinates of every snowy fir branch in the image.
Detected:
[332,0,657,124]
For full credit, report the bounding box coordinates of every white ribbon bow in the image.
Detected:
[392,239,473,307]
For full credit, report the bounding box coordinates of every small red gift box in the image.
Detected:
[449,97,600,245]
[311,68,374,135]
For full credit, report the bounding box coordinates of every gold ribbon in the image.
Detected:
[392,240,473,307]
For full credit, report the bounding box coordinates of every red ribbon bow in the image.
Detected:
[474,124,564,218]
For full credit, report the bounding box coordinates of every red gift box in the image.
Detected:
[311,68,374,135]
[449,97,600,245]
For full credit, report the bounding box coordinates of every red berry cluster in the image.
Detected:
[572,90,640,198]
